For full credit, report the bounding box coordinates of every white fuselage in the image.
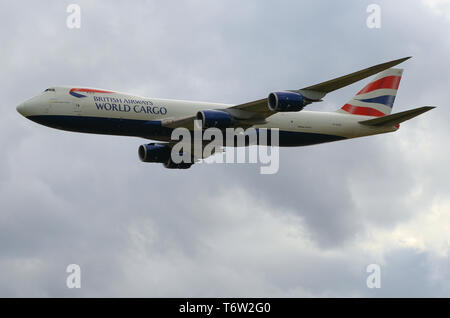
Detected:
[17,86,398,146]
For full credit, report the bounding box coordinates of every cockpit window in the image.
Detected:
[43,88,55,92]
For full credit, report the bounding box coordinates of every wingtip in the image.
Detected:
[417,106,436,113]
[393,56,412,64]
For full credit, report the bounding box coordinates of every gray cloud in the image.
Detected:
[0,0,449,297]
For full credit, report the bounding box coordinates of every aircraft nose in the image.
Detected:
[16,102,26,116]
[16,100,34,117]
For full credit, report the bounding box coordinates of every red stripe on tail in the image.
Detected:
[356,76,401,95]
[341,104,386,117]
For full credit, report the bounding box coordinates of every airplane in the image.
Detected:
[16,57,434,169]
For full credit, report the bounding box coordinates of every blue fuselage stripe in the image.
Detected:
[26,115,346,147]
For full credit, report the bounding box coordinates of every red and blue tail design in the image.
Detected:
[338,68,403,117]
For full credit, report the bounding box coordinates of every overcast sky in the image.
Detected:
[1,0,450,297]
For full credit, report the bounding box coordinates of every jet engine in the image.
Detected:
[267,91,309,112]
[196,110,234,129]
[138,143,192,169]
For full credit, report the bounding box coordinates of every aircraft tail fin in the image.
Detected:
[337,68,403,117]
[359,106,435,126]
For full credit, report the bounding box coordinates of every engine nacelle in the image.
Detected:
[138,143,171,163]
[138,143,193,169]
[196,110,233,129]
[267,91,307,112]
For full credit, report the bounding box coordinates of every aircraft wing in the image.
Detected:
[230,57,411,116]
[162,116,199,130]
[162,57,411,130]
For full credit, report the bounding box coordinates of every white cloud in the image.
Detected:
[423,0,450,20]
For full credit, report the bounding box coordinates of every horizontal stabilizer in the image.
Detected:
[359,106,435,126]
